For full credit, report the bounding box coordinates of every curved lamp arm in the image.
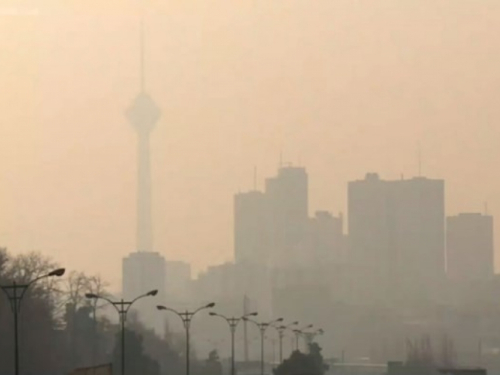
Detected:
[20,268,66,300]
[242,317,261,330]
[157,305,184,324]
[193,302,215,316]
[243,312,258,319]
[299,324,313,331]
[209,312,229,322]
[267,317,284,330]
[86,293,121,314]
[276,320,298,333]
[126,289,157,314]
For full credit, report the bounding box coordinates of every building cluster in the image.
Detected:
[122,165,495,339]
[116,30,495,360]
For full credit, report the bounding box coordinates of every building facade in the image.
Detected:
[446,213,494,282]
[348,173,445,305]
[122,252,166,333]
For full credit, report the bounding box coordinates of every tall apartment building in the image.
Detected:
[447,213,494,282]
[165,260,192,301]
[234,190,270,265]
[265,166,309,268]
[348,173,445,304]
[234,166,309,268]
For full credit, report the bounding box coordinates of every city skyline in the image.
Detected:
[1,1,500,288]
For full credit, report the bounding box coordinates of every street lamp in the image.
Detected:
[244,317,284,375]
[209,311,258,375]
[274,321,298,363]
[157,302,215,375]
[0,267,66,375]
[293,324,313,352]
[86,289,158,375]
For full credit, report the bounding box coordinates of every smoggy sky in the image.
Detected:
[1,0,500,288]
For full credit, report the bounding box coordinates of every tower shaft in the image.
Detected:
[137,132,153,252]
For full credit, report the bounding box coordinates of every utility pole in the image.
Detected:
[1,268,66,375]
[243,295,250,362]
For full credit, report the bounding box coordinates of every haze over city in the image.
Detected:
[1,1,499,286]
[3,2,500,375]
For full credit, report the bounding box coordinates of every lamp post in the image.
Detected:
[275,321,298,363]
[244,317,283,375]
[86,290,158,375]
[1,267,65,375]
[209,311,258,375]
[157,303,215,375]
[88,297,99,366]
[87,297,108,366]
[293,324,313,352]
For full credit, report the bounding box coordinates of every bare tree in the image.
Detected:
[0,251,62,375]
[4,251,59,283]
[0,248,9,276]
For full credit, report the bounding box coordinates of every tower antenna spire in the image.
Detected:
[140,12,145,92]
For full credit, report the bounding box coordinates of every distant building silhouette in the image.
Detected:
[165,260,192,302]
[348,173,445,304]
[234,190,270,265]
[233,166,347,329]
[265,166,309,268]
[308,211,345,266]
[446,213,494,282]
[234,166,311,269]
[192,261,272,317]
[122,252,165,333]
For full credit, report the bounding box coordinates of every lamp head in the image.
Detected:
[307,324,313,328]
[277,318,284,322]
[206,302,215,308]
[209,312,217,316]
[147,290,158,296]
[248,312,258,317]
[292,321,299,325]
[85,293,98,299]
[49,268,66,277]
[157,305,167,311]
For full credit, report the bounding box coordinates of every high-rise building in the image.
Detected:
[348,173,445,304]
[309,211,344,266]
[446,213,494,282]
[265,166,309,267]
[234,191,270,265]
[234,166,309,268]
[165,260,192,301]
[348,173,391,304]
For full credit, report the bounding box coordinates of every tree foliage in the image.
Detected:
[0,250,63,375]
[112,328,161,375]
[202,350,223,375]
[0,248,188,375]
[273,343,329,375]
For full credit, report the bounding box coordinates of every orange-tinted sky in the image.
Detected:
[1,0,500,288]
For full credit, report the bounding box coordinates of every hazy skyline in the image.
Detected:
[1,0,500,287]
